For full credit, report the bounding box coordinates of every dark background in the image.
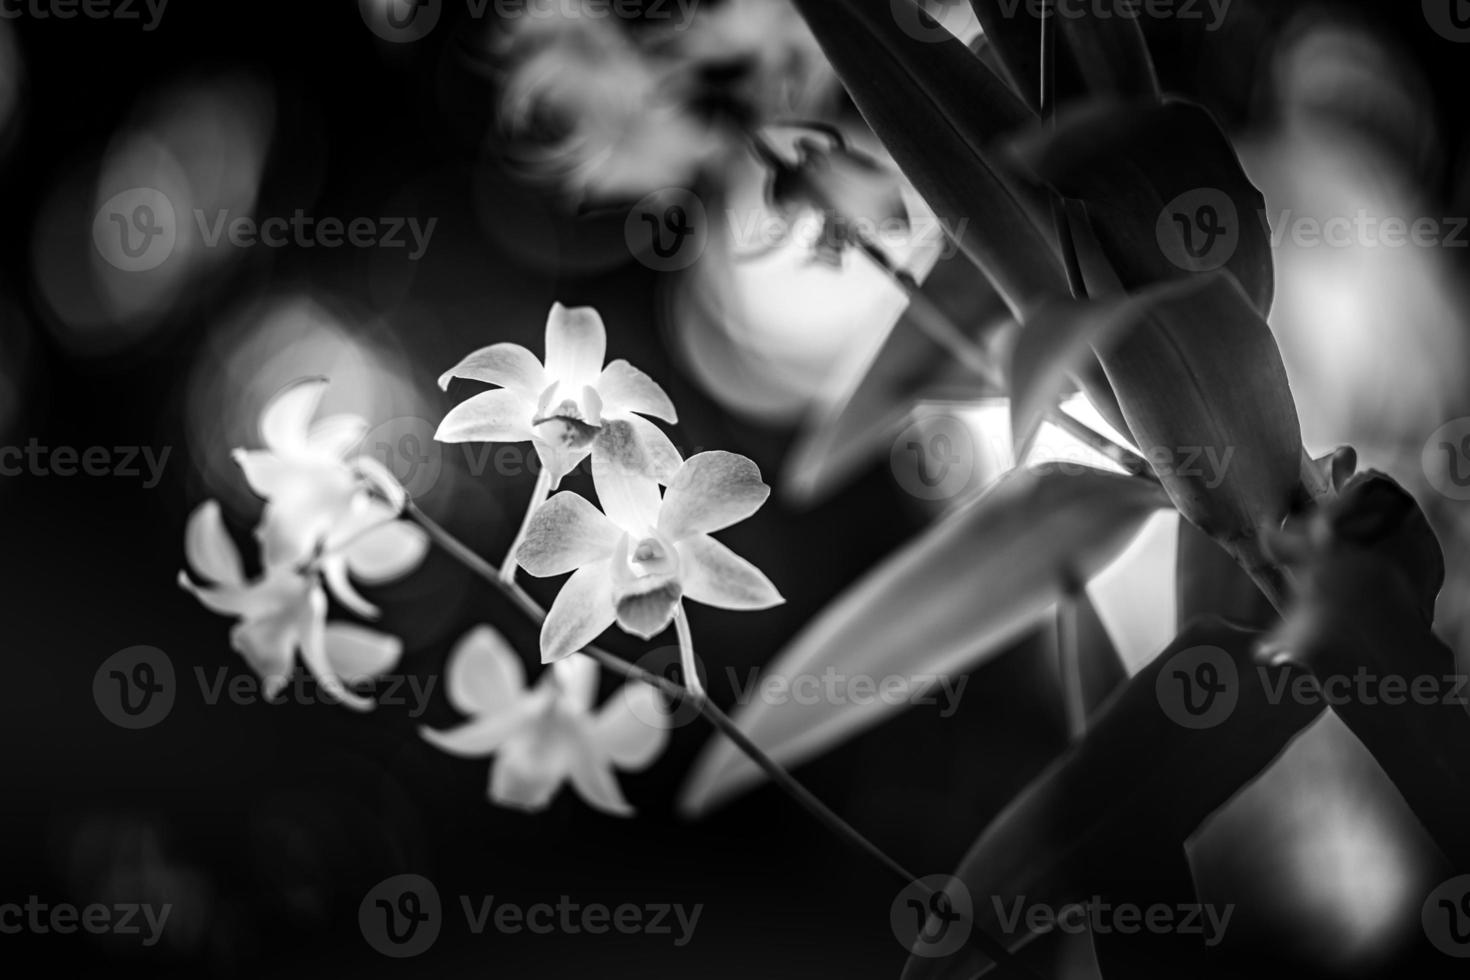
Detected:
[0,1,1466,977]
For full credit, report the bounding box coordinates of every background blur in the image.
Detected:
[2,1,1469,976]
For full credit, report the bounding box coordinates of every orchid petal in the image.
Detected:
[614,584,681,640]
[228,611,298,697]
[544,303,607,388]
[551,652,600,713]
[591,420,666,533]
[435,388,537,444]
[676,535,784,610]
[232,449,297,500]
[517,492,622,577]
[597,359,677,423]
[540,559,617,663]
[321,556,381,620]
[261,377,328,456]
[596,682,670,770]
[438,342,546,400]
[565,732,635,817]
[658,451,771,540]
[446,626,528,717]
[323,623,402,683]
[342,520,429,583]
[490,730,572,811]
[185,501,245,587]
[179,572,262,618]
[307,414,369,459]
[422,710,532,758]
[297,586,373,711]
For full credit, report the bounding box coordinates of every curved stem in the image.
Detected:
[672,604,707,699]
[403,500,1040,979]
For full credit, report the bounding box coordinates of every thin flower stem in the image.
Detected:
[671,604,707,699]
[500,467,554,586]
[402,499,1041,980]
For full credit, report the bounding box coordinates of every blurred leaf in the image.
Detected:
[782,252,1011,506]
[903,618,1321,979]
[1094,271,1303,609]
[1263,472,1468,867]
[1012,98,1275,317]
[789,0,1068,318]
[681,464,1168,815]
[966,0,1160,111]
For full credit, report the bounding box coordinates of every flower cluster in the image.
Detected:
[179,379,428,709]
[183,303,783,815]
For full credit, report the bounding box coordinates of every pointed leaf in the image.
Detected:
[1093,270,1303,607]
[789,0,1068,318]
[680,464,1168,815]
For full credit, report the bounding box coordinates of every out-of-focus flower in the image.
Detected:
[233,377,427,582]
[178,502,403,710]
[497,0,835,201]
[436,303,679,485]
[517,449,783,670]
[420,627,668,816]
[761,136,909,269]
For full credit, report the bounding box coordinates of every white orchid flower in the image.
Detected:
[517,448,783,694]
[420,627,669,816]
[436,302,680,581]
[178,501,404,711]
[233,377,427,595]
